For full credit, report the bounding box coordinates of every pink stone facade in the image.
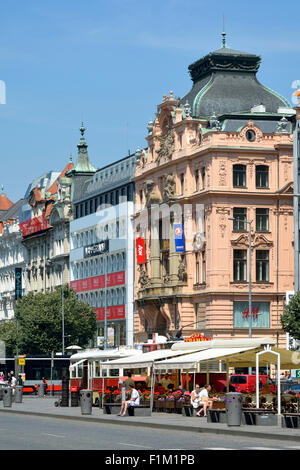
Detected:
[133,93,294,347]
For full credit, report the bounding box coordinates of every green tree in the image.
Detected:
[281,291,300,340]
[11,285,96,355]
[0,320,17,356]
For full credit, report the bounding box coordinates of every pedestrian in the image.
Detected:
[124,372,135,390]
[118,383,140,416]
[161,373,173,391]
[11,372,16,395]
[285,371,293,383]
[7,372,12,385]
[197,384,213,417]
[42,377,48,395]
[0,372,4,383]
[17,374,23,386]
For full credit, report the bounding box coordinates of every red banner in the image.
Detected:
[19,215,49,237]
[70,275,105,293]
[136,237,146,264]
[95,305,125,321]
[106,271,125,287]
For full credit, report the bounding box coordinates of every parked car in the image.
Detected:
[224,375,277,393]
[283,383,300,395]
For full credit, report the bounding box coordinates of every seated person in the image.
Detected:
[161,373,173,391]
[119,384,140,416]
[196,384,213,417]
[191,384,201,413]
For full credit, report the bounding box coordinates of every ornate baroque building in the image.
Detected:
[0,196,26,321]
[134,41,295,347]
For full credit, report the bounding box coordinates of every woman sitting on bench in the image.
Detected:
[196,384,213,417]
[119,384,140,416]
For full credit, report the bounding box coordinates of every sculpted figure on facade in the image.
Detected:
[178,258,187,282]
[163,174,176,201]
[138,265,151,289]
[155,126,175,163]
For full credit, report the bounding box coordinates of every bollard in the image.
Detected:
[14,385,23,403]
[80,389,93,415]
[3,386,12,407]
[225,392,243,426]
[38,383,44,398]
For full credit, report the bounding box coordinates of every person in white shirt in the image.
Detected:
[119,384,140,416]
[11,373,17,395]
[196,384,213,417]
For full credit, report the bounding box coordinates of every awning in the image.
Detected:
[153,346,300,370]
[70,348,143,362]
[100,348,194,369]
[153,347,257,370]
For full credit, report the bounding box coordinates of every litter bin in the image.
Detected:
[80,389,93,415]
[70,386,79,407]
[15,385,23,403]
[225,392,243,426]
[3,386,12,407]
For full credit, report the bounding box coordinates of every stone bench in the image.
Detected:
[282,413,300,428]
[207,408,227,423]
[242,408,277,426]
[103,403,152,416]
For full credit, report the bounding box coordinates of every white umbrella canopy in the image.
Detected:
[66,345,82,350]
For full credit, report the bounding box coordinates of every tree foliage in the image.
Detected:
[0,285,97,356]
[281,291,300,340]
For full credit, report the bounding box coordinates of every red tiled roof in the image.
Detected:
[45,203,53,217]
[0,194,13,211]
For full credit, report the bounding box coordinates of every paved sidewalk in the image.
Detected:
[1,396,300,443]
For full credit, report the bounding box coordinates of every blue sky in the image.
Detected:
[1,0,300,202]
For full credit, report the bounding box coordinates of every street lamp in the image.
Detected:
[228,216,253,339]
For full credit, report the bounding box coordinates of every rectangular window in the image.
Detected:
[195,169,199,191]
[202,251,206,283]
[233,208,247,231]
[233,301,270,328]
[256,165,269,188]
[195,252,200,284]
[256,250,269,282]
[201,167,205,189]
[256,208,269,231]
[180,173,185,195]
[233,164,246,187]
[233,249,247,281]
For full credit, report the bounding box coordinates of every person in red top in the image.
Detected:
[154,383,166,394]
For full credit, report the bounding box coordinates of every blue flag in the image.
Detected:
[174,224,185,252]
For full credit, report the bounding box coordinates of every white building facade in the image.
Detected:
[69,154,135,347]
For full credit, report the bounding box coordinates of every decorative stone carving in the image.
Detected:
[138,265,151,289]
[277,116,289,133]
[183,100,192,118]
[163,174,176,201]
[144,179,160,206]
[178,259,187,282]
[209,113,221,130]
[155,127,175,163]
[219,160,227,186]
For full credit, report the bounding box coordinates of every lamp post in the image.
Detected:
[228,217,253,339]
[47,259,65,355]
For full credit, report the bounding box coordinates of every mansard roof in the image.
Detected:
[181,44,290,118]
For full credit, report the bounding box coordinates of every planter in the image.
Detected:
[166,400,175,412]
[211,401,226,410]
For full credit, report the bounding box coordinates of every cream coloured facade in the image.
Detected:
[133,44,295,347]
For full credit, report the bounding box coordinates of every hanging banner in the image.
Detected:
[136,237,146,264]
[174,224,185,252]
[15,267,22,300]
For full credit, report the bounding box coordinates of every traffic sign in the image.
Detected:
[296,370,300,378]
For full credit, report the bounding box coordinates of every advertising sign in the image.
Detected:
[84,240,109,258]
[106,271,125,287]
[95,305,125,321]
[15,267,22,300]
[19,215,49,238]
[233,302,270,328]
[184,333,212,343]
[136,237,146,264]
[174,224,185,253]
[70,275,105,292]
